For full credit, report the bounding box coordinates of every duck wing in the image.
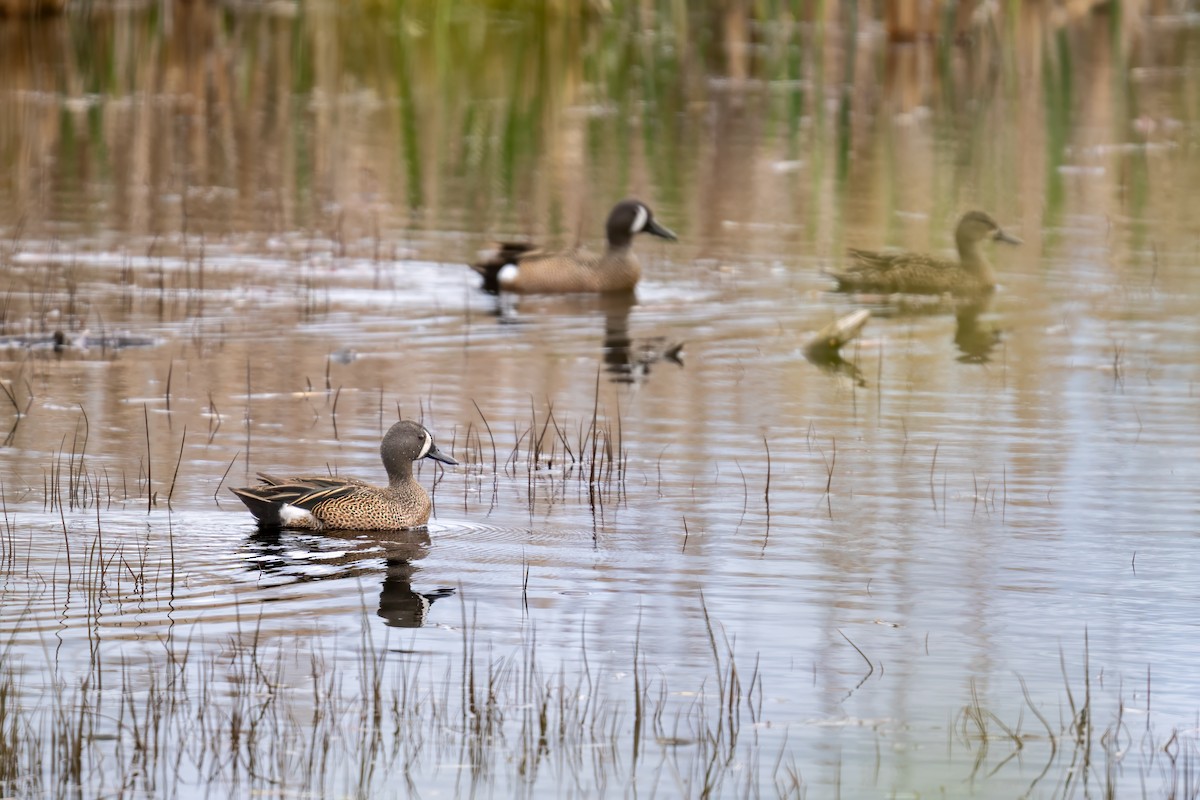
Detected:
[255,472,370,489]
[830,249,958,293]
[846,247,913,271]
[231,474,373,526]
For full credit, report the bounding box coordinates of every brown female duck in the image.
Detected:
[828,211,1021,295]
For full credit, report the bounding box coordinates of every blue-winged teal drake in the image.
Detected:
[471,199,677,294]
[827,211,1021,295]
[231,420,457,531]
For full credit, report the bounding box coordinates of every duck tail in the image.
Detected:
[471,242,537,293]
[820,266,855,291]
[230,487,284,527]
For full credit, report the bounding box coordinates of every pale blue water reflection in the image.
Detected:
[3,2,1200,797]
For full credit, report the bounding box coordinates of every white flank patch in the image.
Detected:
[497,263,519,287]
[280,504,318,527]
[630,204,648,234]
[418,430,433,459]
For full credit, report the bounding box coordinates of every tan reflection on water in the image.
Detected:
[1,3,1200,798]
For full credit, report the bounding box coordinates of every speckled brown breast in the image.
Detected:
[305,482,433,531]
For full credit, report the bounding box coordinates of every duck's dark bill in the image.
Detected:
[646,218,678,241]
[426,446,459,466]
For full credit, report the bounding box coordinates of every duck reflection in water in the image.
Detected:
[378,558,455,628]
[953,294,1003,363]
[242,527,454,628]
[482,292,684,385]
[831,291,1004,365]
[599,293,684,384]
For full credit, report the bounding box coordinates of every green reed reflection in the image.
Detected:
[0,3,1195,277]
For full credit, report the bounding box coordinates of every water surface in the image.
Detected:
[2,4,1199,797]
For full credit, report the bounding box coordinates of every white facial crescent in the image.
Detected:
[630,204,649,234]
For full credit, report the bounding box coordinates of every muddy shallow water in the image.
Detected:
[2,4,1200,798]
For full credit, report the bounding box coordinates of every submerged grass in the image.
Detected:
[0,585,1195,799]
[449,394,629,520]
[951,638,1200,800]
[0,399,1195,798]
[0,594,811,799]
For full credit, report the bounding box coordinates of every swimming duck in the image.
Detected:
[827,211,1021,295]
[231,420,457,531]
[471,199,677,294]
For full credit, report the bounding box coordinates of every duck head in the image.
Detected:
[606,200,678,248]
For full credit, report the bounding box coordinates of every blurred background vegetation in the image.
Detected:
[0,0,1193,269]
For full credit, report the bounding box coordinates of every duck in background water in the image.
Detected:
[471,199,677,294]
[827,210,1021,296]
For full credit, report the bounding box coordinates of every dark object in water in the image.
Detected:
[0,329,161,351]
[804,310,870,384]
[804,309,870,361]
